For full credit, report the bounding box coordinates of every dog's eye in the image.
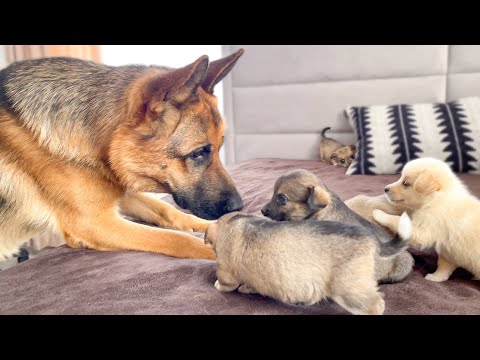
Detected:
[277,194,288,206]
[402,181,410,187]
[350,155,355,160]
[340,159,345,164]
[190,150,204,159]
[189,145,211,160]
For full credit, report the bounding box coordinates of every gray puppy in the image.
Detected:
[205,212,412,315]
[261,169,414,283]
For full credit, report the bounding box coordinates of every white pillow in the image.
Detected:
[345,97,480,175]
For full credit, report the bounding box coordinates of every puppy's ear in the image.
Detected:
[204,222,219,246]
[307,186,331,210]
[330,153,338,165]
[413,172,441,195]
[349,144,356,152]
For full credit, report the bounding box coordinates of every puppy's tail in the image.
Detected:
[321,127,331,138]
[378,212,412,257]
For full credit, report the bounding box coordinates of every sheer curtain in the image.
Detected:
[4,45,101,63]
[2,45,101,262]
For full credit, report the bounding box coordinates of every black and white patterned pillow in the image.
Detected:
[345,97,480,175]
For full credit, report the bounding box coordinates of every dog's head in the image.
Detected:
[384,157,455,209]
[331,145,356,168]
[109,50,244,220]
[261,169,331,221]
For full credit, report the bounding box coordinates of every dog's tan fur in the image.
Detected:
[0,50,245,261]
[319,127,356,168]
[205,213,386,315]
[373,157,480,282]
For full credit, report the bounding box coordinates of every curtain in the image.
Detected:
[2,45,101,256]
[5,45,101,63]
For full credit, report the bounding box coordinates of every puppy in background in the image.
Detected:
[205,212,412,315]
[319,127,356,167]
[261,169,414,283]
[373,157,480,282]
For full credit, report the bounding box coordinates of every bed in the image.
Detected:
[0,158,479,315]
[1,45,480,314]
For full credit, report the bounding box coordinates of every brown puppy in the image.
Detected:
[205,212,411,314]
[0,50,245,261]
[373,157,480,282]
[261,169,414,283]
[319,127,356,167]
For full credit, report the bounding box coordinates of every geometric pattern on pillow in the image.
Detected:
[345,97,480,175]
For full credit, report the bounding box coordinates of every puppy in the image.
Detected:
[261,169,414,283]
[373,157,480,282]
[205,212,412,315]
[319,127,356,167]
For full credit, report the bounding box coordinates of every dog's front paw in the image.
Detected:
[425,273,449,282]
[182,216,215,232]
[192,219,216,233]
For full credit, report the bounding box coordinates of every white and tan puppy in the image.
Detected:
[372,157,480,282]
[205,211,412,315]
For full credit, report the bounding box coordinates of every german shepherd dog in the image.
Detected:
[0,49,245,261]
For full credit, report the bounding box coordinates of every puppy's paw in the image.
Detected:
[214,280,226,292]
[214,280,238,292]
[238,284,258,294]
[372,209,388,224]
[425,273,449,282]
[366,295,385,315]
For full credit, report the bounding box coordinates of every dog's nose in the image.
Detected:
[225,194,243,213]
[384,187,390,193]
[261,206,270,216]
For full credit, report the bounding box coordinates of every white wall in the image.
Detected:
[101,45,223,113]
[101,45,226,162]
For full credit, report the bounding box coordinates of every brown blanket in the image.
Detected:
[1,159,479,314]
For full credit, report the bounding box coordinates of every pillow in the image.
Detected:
[345,97,480,175]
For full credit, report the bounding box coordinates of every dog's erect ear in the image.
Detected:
[349,144,356,152]
[201,49,244,94]
[413,172,441,195]
[307,186,331,210]
[143,55,209,114]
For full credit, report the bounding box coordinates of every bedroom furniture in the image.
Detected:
[221,45,480,164]
[1,45,479,314]
[0,159,479,314]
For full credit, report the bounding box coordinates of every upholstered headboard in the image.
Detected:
[221,45,480,165]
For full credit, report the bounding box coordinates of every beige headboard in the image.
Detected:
[221,45,480,165]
